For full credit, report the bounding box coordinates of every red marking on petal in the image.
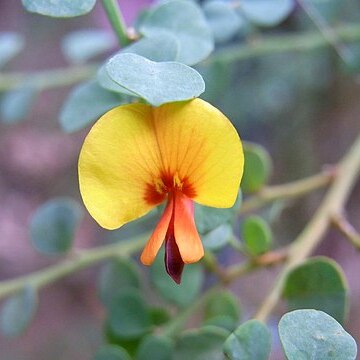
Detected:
[144,172,197,206]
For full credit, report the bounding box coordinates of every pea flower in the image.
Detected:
[79,99,244,283]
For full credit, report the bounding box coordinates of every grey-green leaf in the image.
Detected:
[98,258,141,308]
[62,29,116,64]
[109,289,151,339]
[22,0,96,17]
[136,335,174,360]
[223,320,271,360]
[106,53,205,106]
[202,223,234,251]
[282,257,348,323]
[174,326,229,360]
[239,0,295,27]
[195,192,241,234]
[93,345,132,360]
[150,249,203,307]
[0,87,37,124]
[29,197,83,255]
[1,287,38,337]
[59,80,123,133]
[140,0,214,65]
[203,1,242,44]
[279,309,357,360]
[241,216,272,256]
[241,142,272,193]
[0,32,24,68]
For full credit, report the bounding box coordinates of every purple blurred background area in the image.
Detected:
[0,1,360,359]
[0,1,152,359]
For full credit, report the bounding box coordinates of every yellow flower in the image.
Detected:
[79,99,244,283]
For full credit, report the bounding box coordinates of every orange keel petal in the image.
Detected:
[174,193,204,264]
[140,196,173,265]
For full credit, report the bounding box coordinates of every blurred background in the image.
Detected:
[0,0,360,359]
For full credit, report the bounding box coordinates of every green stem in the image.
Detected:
[2,24,360,92]
[101,0,130,47]
[240,170,334,215]
[204,23,360,65]
[254,133,360,322]
[0,64,97,92]
[0,233,148,301]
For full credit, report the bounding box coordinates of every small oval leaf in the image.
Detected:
[0,32,24,68]
[241,216,272,256]
[106,53,205,106]
[136,335,174,360]
[203,1,242,43]
[62,29,116,64]
[29,197,83,255]
[241,142,272,193]
[59,80,123,133]
[282,257,348,323]
[93,345,132,360]
[279,309,357,360]
[140,0,214,65]
[98,258,141,308]
[239,0,295,27]
[223,320,271,360]
[109,289,152,339]
[174,326,229,360]
[1,286,38,337]
[22,0,96,17]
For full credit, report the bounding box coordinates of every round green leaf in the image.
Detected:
[205,290,240,322]
[0,87,37,124]
[1,286,38,337]
[109,289,151,339]
[0,32,24,68]
[97,65,137,96]
[98,258,141,308]
[59,80,123,133]
[149,307,171,326]
[93,345,131,360]
[22,0,96,17]
[241,142,272,193]
[150,249,203,307]
[195,192,242,234]
[140,0,214,65]
[282,257,348,323]
[241,216,272,256]
[174,326,229,360]
[136,335,174,360]
[223,320,271,360]
[202,223,234,251]
[239,0,295,27]
[106,53,205,106]
[279,309,357,360]
[62,29,116,64]
[203,1,242,43]
[29,197,83,255]
[104,322,141,356]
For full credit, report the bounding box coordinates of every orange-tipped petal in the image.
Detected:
[140,197,173,265]
[174,193,204,264]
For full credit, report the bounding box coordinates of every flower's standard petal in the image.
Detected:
[174,193,204,263]
[79,103,166,229]
[152,99,244,208]
[140,197,173,265]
